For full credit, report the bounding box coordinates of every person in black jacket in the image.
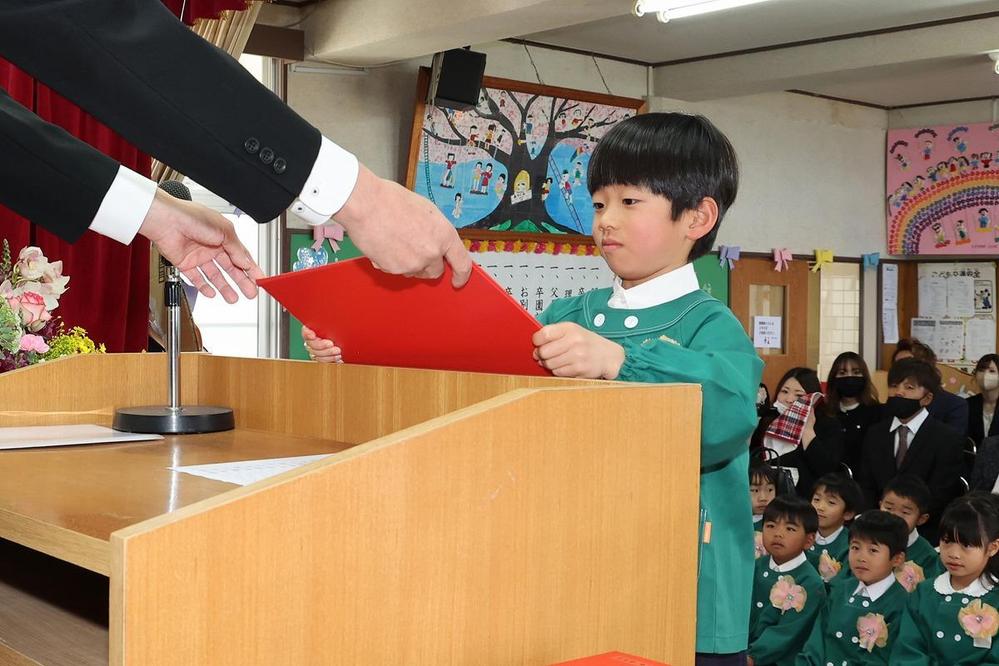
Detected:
[752,367,846,498]
[970,435,999,492]
[966,353,999,447]
[857,358,964,543]
[823,351,881,475]
[892,338,968,435]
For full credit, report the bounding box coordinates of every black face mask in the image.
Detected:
[885,396,923,420]
[834,376,866,398]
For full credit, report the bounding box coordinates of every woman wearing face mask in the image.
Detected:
[750,367,846,497]
[966,353,999,447]
[823,352,881,474]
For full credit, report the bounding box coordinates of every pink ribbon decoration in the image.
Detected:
[312,221,345,253]
[773,248,792,272]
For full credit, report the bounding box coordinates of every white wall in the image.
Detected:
[888,99,999,129]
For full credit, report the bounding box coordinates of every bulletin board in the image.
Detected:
[912,261,996,370]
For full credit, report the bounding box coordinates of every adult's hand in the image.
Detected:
[334,165,472,287]
[138,188,264,303]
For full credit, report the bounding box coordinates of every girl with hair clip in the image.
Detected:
[892,492,999,664]
[824,352,882,474]
[751,367,846,498]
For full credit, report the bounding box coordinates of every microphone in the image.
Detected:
[158,179,192,202]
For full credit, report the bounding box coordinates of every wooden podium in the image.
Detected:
[0,354,702,666]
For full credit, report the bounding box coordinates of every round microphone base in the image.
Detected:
[113,405,235,435]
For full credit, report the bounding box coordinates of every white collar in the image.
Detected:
[908,529,920,547]
[853,572,898,602]
[815,524,845,546]
[753,514,763,524]
[840,401,860,412]
[933,572,995,597]
[769,552,808,573]
[607,263,699,310]
[891,408,929,437]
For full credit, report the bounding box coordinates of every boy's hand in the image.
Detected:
[532,322,625,379]
[302,326,343,363]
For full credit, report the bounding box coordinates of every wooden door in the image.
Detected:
[730,256,810,393]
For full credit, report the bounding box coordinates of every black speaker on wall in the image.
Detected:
[428,48,487,110]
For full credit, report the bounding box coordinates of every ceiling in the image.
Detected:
[519,0,999,107]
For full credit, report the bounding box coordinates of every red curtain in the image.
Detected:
[0,0,251,352]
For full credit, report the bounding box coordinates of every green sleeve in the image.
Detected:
[617,307,763,468]
[748,578,826,665]
[795,601,828,666]
[889,592,932,666]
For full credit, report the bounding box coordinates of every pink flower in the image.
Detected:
[769,575,807,614]
[856,613,889,652]
[18,334,49,354]
[894,561,925,593]
[15,246,47,280]
[16,291,51,332]
[959,600,999,640]
[818,550,842,582]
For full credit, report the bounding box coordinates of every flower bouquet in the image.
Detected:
[0,240,104,374]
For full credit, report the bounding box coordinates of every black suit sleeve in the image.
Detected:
[0,0,321,239]
[800,414,845,479]
[857,426,881,510]
[925,422,965,518]
[0,87,119,242]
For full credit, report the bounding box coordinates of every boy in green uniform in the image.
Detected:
[879,475,944,591]
[806,473,863,583]
[747,496,826,666]
[533,113,763,664]
[798,510,910,665]
[752,464,780,561]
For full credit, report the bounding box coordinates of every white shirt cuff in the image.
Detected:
[88,165,157,245]
[289,136,359,226]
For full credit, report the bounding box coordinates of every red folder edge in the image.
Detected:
[258,258,551,377]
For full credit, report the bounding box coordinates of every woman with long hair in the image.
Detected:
[824,351,881,474]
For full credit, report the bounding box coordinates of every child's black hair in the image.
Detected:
[887,357,941,395]
[586,112,739,261]
[763,495,818,534]
[849,510,909,557]
[750,463,780,488]
[939,492,999,585]
[812,473,865,516]
[882,474,932,516]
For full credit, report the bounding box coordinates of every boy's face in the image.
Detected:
[750,480,776,515]
[811,486,855,533]
[848,537,904,585]
[762,517,815,565]
[879,492,928,533]
[888,377,932,406]
[591,184,711,289]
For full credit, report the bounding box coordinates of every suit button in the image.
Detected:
[273,157,287,174]
[259,147,275,165]
[244,137,260,154]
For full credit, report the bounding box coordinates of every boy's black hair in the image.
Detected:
[812,473,864,515]
[939,492,999,585]
[763,495,818,534]
[882,474,932,516]
[750,463,780,487]
[849,510,909,557]
[587,112,739,261]
[887,358,941,395]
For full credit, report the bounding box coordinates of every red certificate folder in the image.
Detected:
[258,258,551,376]
[549,652,670,666]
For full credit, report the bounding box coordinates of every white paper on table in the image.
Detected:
[170,454,332,486]
[947,276,976,318]
[918,277,948,318]
[911,318,938,352]
[935,319,966,362]
[0,424,162,450]
[966,317,997,365]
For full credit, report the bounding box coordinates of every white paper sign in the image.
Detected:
[947,276,976,318]
[753,316,782,349]
[966,317,997,365]
[936,319,966,362]
[918,277,948,318]
[911,318,938,352]
[882,264,899,344]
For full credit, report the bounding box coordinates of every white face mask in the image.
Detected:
[981,372,999,391]
[774,401,788,415]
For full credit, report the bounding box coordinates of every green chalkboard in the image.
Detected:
[286,231,363,360]
[694,253,729,305]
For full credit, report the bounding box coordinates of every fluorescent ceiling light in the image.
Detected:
[290,63,369,76]
[634,0,775,23]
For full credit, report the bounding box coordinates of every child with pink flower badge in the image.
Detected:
[798,510,910,665]
[748,496,826,666]
[878,475,944,588]
[806,473,863,585]
[892,492,999,664]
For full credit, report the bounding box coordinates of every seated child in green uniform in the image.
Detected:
[752,464,780,560]
[532,113,763,664]
[748,496,826,666]
[798,510,910,665]
[879,474,943,591]
[807,473,863,583]
[892,492,999,664]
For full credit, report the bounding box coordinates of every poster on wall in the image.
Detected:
[914,262,996,370]
[406,69,646,238]
[886,121,999,255]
